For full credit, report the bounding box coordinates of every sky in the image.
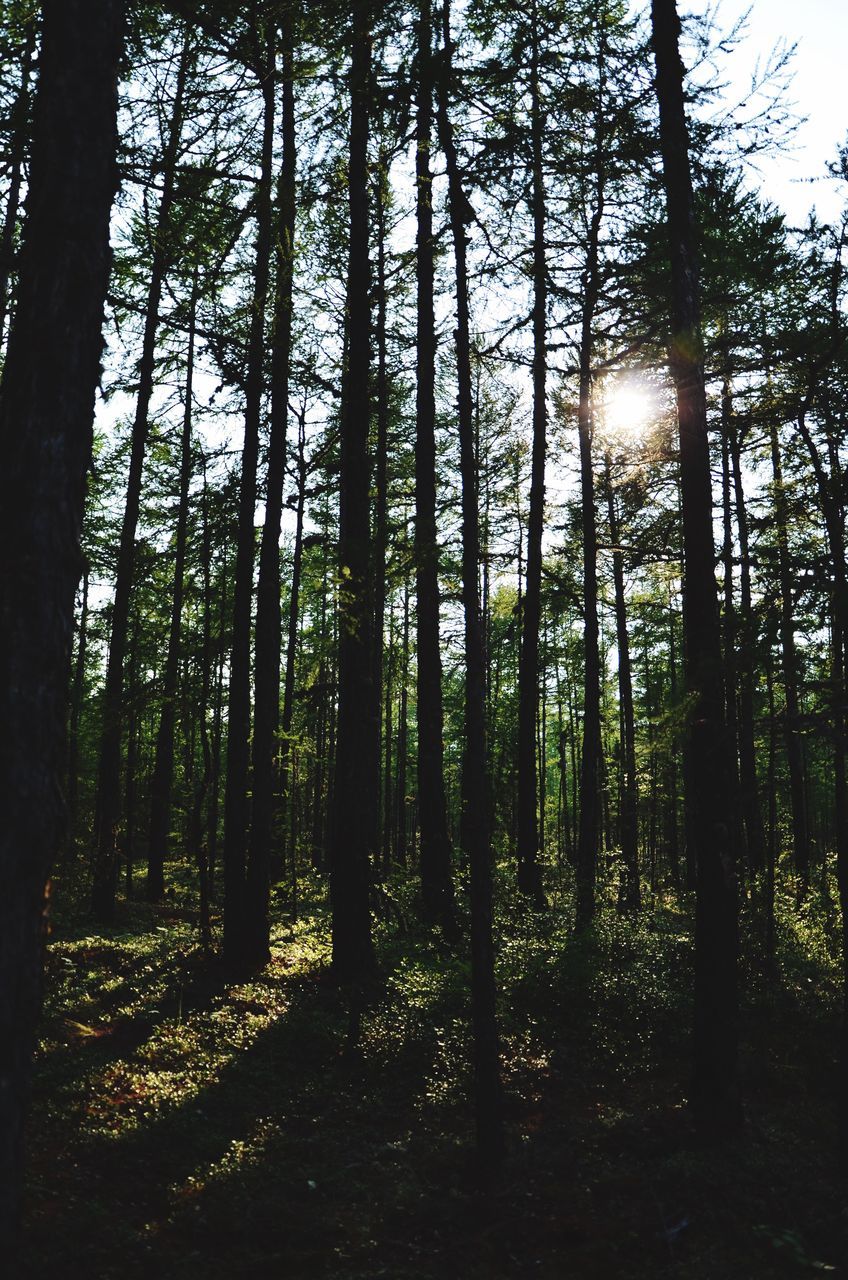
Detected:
[686,0,848,225]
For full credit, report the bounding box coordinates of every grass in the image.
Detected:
[22,860,848,1278]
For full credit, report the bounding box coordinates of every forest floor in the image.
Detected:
[22,863,848,1279]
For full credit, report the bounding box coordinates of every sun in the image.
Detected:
[599,377,655,439]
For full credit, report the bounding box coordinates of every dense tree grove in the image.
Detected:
[2,0,848,1273]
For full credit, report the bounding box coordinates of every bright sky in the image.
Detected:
[686,0,848,225]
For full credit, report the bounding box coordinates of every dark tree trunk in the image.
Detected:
[438,0,504,1163]
[0,15,36,350]
[414,0,455,928]
[768,414,809,885]
[222,35,276,972]
[395,582,410,869]
[729,419,766,877]
[245,12,297,970]
[0,0,122,1255]
[574,209,603,932]
[280,410,307,875]
[146,277,198,901]
[372,147,390,873]
[604,454,639,911]
[719,401,747,882]
[66,559,90,855]
[516,3,547,908]
[329,0,376,984]
[652,0,740,1131]
[91,30,191,920]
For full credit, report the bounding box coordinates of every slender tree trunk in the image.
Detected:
[91,30,192,920]
[516,3,547,907]
[414,0,455,928]
[438,0,504,1162]
[0,0,122,1254]
[146,277,198,900]
[66,559,90,855]
[280,412,307,872]
[720,402,747,882]
[729,419,766,876]
[222,35,276,972]
[604,454,639,911]
[395,582,410,868]
[574,209,603,931]
[652,0,740,1131]
[768,414,809,885]
[372,147,390,873]
[329,0,376,984]
[0,16,35,350]
[245,13,297,970]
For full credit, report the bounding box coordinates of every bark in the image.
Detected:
[729,419,766,875]
[516,3,548,907]
[604,455,640,911]
[414,0,455,927]
[0,0,122,1255]
[0,15,35,349]
[574,209,603,932]
[245,10,297,970]
[652,0,740,1131]
[146,278,198,901]
[328,0,377,984]
[66,559,90,855]
[222,34,276,972]
[438,0,504,1163]
[767,414,809,884]
[91,29,192,919]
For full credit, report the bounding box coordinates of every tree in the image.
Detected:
[651,0,740,1131]
[0,0,123,1252]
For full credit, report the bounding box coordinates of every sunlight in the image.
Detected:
[600,378,656,440]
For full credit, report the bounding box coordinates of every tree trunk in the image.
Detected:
[438,0,504,1163]
[91,29,192,920]
[146,276,198,901]
[329,0,376,984]
[0,0,122,1255]
[245,12,297,970]
[516,2,547,908]
[222,34,276,972]
[66,559,90,856]
[651,0,740,1131]
[0,14,36,350]
[414,0,455,928]
[574,209,603,932]
[767,413,809,885]
[604,454,640,911]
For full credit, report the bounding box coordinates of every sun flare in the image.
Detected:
[600,379,655,439]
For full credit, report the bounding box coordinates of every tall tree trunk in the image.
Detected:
[280,410,307,875]
[66,559,90,856]
[222,34,276,972]
[329,0,376,984]
[438,0,504,1163]
[245,11,297,970]
[146,276,198,900]
[768,413,809,885]
[0,14,36,350]
[652,0,740,1131]
[719,399,746,882]
[414,0,455,929]
[91,30,192,919]
[604,454,639,911]
[0,0,122,1254]
[516,2,547,907]
[395,581,410,868]
[729,413,766,876]
[574,208,603,931]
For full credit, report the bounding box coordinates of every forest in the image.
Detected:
[1,0,847,1274]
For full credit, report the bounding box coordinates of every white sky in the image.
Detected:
[686,0,848,224]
